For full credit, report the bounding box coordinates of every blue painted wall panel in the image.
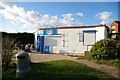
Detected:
[44,46,49,53]
[43,29,57,35]
[83,30,96,32]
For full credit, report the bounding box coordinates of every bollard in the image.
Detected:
[16,52,31,78]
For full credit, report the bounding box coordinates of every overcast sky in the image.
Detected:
[0,2,119,33]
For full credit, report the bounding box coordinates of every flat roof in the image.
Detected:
[39,24,108,30]
[33,24,109,33]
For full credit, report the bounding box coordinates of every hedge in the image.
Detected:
[89,39,120,60]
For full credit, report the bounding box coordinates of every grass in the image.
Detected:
[78,56,120,69]
[92,59,120,69]
[2,60,119,80]
[77,56,89,60]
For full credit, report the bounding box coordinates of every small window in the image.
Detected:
[84,32,96,45]
[79,33,83,42]
[112,26,116,29]
[63,35,65,47]
[63,40,65,47]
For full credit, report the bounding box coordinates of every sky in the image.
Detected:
[0,2,119,33]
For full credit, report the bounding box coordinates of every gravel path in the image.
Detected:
[72,59,120,78]
[29,53,120,78]
[29,53,76,63]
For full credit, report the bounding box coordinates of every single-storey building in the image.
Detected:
[34,24,108,54]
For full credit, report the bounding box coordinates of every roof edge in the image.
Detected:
[39,24,107,30]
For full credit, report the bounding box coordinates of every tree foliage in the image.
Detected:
[89,39,120,60]
[2,36,17,68]
[2,32,34,47]
[1,32,34,68]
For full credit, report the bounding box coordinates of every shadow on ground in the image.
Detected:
[2,60,118,80]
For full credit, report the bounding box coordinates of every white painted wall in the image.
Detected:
[34,26,108,54]
[96,27,106,41]
[34,32,38,49]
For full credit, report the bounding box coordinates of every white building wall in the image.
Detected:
[58,28,86,53]
[34,25,107,54]
[34,31,38,49]
[96,26,107,42]
[56,27,106,53]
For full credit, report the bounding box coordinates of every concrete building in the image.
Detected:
[34,24,108,54]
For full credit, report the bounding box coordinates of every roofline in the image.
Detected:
[115,21,120,24]
[111,20,120,24]
[39,24,108,30]
[110,20,118,27]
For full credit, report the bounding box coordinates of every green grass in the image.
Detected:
[2,60,119,80]
[92,59,120,69]
[77,56,89,60]
[78,56,120,69]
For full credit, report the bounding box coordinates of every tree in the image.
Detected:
[2,36,17,68]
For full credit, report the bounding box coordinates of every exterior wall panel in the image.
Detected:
[34,25,107,54]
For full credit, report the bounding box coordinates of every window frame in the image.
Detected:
[79,33,83,42]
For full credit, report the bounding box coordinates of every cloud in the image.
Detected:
[0,2,41,32]
[0,27,4,32]
[62,13,73,19]
[0,2,84,33]
[100,21,106,25]
[74,22,84,26]
[49,16,59,27]
[95,11,112,24]
[0,25,18,33]
[76,12,84,17]
[0,2,10,8]
[59,13,74,26]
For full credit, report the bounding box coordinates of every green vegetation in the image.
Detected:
[2,32,34,46]
[89,39,120,60]
[2,32,34,67]
[2,36,18,68]
[3,60,118,80]
[77,38,120,69]
[78,56,120,69]
[109,29,114,33]
[92,59,120,69]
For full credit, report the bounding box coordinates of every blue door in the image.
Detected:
[37,36,44,52]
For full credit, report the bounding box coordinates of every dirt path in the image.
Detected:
[29,53,120,78]
[29,53,76,63]
[72,59,120,78]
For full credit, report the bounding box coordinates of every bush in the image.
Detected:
[2,36,18,68]
[89,39,120,60]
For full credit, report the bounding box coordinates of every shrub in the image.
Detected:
[89,39,120,60]
[2,36,18,68]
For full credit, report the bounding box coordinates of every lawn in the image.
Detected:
[92,59,120,69]
[2,60,118,80]
[78,56,120,69]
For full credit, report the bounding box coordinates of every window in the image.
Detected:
[112,26,116,29]
[83,30,96,45]
[45,36,62,46]
[112,26,116,33]
[79,33,83,42]
[63,35,65,47]
[63,40,65,47]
